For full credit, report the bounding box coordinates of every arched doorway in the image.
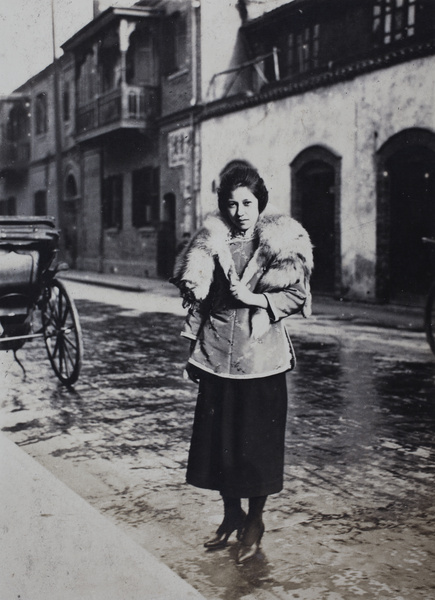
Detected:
[377,129,435,302]
[291,146,341,295]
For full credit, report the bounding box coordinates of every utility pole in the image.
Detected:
[51,0,64,252]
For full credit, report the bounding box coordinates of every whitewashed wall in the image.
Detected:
[199,55,435,298]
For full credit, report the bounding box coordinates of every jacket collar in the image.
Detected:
[201,206,313,279]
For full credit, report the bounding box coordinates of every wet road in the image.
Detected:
[1,281,434,600]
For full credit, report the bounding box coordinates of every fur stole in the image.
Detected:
[171,207,313,318]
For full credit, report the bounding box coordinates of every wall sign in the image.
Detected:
[168,127,192,167]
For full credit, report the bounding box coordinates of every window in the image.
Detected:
[373,0,417,45]
[277,23,320,77]
[0,197,16,216]
[132,167,160,227]
[260,22,320,83]
[7,104,29,141]
[65,174,78,200]
[35,93,48,134]
[100,48,119,92]
[163,12,187,75]
[34,190,47,215]
[103,175,123,229]
[296,24,320,73]
[127,28,155,85]
[78,51,96,105]
[63,83,70,122]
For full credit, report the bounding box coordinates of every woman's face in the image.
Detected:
[225,186,260,232]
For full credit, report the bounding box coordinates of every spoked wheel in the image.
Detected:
[424,282,435,356]
[41,278,83,385]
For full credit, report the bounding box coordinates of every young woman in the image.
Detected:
[171,164,313,564]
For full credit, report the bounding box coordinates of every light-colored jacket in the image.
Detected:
[171,208,313,379]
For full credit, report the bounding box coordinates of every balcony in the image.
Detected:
[75,83,159,142]
[0,140,30,174]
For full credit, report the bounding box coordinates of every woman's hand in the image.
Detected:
[229,280,268,309]
[183,362,201,383]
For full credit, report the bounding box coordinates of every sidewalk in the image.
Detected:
[0,432,206,600]
[60,269,425,332]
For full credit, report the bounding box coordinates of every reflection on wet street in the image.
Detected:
[1,290,434,600]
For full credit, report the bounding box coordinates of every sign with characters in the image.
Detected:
[168,127,192,167]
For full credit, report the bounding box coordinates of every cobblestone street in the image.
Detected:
[1,280,434,600]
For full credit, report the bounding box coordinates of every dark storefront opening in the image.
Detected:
[34,190,47,216]
[387,147,435,299]
[294,161,337,294]
[377,129,435,303]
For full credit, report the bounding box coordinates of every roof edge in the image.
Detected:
[62,5,164,52]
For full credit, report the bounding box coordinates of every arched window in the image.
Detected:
[65,173,78,200]
[35,93,48,134]
[7,104,29,141]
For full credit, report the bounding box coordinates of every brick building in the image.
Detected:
[0,0,198,278]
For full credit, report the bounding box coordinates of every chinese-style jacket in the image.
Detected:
[171,208,313,379]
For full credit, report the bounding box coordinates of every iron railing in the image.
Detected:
[76,83,159,136]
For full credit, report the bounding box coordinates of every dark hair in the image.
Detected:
[217,165,269,214]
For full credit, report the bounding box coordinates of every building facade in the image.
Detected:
[0,0,198,278]
[1,0,435,303]
[199,0,435,304]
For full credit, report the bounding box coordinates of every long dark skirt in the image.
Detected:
[186,371,288,498]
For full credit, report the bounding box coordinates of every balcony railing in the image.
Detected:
[206,50,281,102]
[0,140,30,172]
[76,83,159,139]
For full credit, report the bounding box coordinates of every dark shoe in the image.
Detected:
[236,518,265,564]
[204,509,246,549]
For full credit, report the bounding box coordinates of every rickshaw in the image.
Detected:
[0,216,83,386]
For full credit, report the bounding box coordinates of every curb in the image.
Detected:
[59,270,425,332]
[59,271,152,292]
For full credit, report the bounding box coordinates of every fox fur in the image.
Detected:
[172,206,313,318]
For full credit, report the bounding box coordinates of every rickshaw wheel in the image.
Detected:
[41,278,83,385]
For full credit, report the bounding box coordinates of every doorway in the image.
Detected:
[158,192,176,277]
[388,148,435,298]
[292,147,341,295]
[377,129,435,302]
